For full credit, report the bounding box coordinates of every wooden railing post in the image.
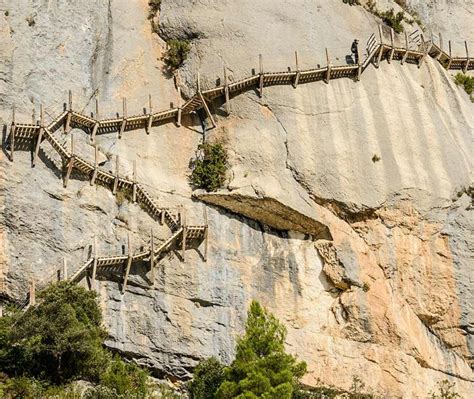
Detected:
[181,207,187,262]
[33,104,44,167]
[29,281,36,307]
[376,25,384,67]
[122,233,133,294]
[401,31,409,65]
[325,48,331,83]
[90,145,98,186]
[64,90,72,134]
[464,41,470,73]
[150,229,155,285]
[204,207,209,262]
[437,32,443,60]
[119,98,127,138]
[91,99,99,143]
[10,105,15,162]
[388,27,395,64]
[177,87,182,127]
[147,94,153,134]
[418,34,427,68]
[224,65,231,114]
[293,51,301,88]
[92,236,98,290]
[259,54,264,97]
[112,155,119,195]
[446,40,453,69]
[132,160,137,203]
[63,133,75,188]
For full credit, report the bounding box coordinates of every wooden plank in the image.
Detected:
[122,233,133,294]
[447,40,453,69]
[65,90,72,134]
[259,54,264,97]
[177,87,182,127]
[199,92,217,129]
[224,66,231,114]
[119,98,127,138]
[91,121,99,143]
[437,32,443,60]
[146,94,153,134]
[33,104,44,167]
[90,145,98,186]
[418,34,427,68]
[204,207,209,262]
[112,155,119,195]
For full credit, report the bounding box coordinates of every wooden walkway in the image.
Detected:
[4,28,472,308]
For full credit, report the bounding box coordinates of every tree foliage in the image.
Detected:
[189,300,307,398]
[188,357,225,399]
[190,142,228,192]
[454,73,474,101]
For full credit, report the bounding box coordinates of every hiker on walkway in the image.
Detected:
[351,39,359,64]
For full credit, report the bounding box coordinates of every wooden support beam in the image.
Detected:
[150,229,155,285]
[132,160,137,203]
[122,233,133,294]
[401,31,409,65]
[119,98,127,138]
[90,145,98,186]
[146,94,153,134]
[92,236,98,289]
[437,32,443,60]
[293,51,301,88]
[463,41,470,73]
[388,28,395,64]
[204,207,209,262]
[33,104,44,167]
[181,207,187,262]
[177,87,182,127]
[63,258,68,281]
[91,121,99,143]
[223,66,231,114]
[325,48,331,83]
[199,92,217,129]
[95,98,99,119]
[446,40,453,69]
[356,45,362,81]
[259,54,264,97]
[29,280,36,307]
[63,133,75,188]
[112,155,119,195]
[65,90,72,134]
[376,25,384,68]
[10,105,15,162]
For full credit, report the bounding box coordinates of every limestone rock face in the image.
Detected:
[0,0,473,397]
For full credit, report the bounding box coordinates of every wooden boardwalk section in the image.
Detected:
[4,28,472,307]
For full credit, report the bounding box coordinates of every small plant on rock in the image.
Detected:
[429,379,461,399]
[454,72,474,101]
[190,141,228,192]
[164,39,191,71]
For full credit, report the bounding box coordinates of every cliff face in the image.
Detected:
[0,0,473,397]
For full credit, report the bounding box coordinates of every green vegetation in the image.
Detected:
[148,0,162,34]
[189,301,307,398]
[164,39,191,71]
[429,379,461,399]
[342,0,360,5]
[190,141,228,192]
[0,282,152,398]
[379,8,405,34]
[454,72,474,101]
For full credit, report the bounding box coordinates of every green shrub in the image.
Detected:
[215,301,307,399]
[454,73,474,101]
[429,379,461,399]
[190,142,228,192]
[99,355,149,398]
[164,39,191,70]
[188,357,225,399]
[380,8,405,33]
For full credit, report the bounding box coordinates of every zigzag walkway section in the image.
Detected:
[4,28,472,308]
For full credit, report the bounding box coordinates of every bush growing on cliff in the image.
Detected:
[164,39,191,70]
[190,141,228,192]
[454,73,474,101]
[0,282,152,398]
[188,357,225,399]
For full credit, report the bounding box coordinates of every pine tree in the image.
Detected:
[215,300,307,399]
